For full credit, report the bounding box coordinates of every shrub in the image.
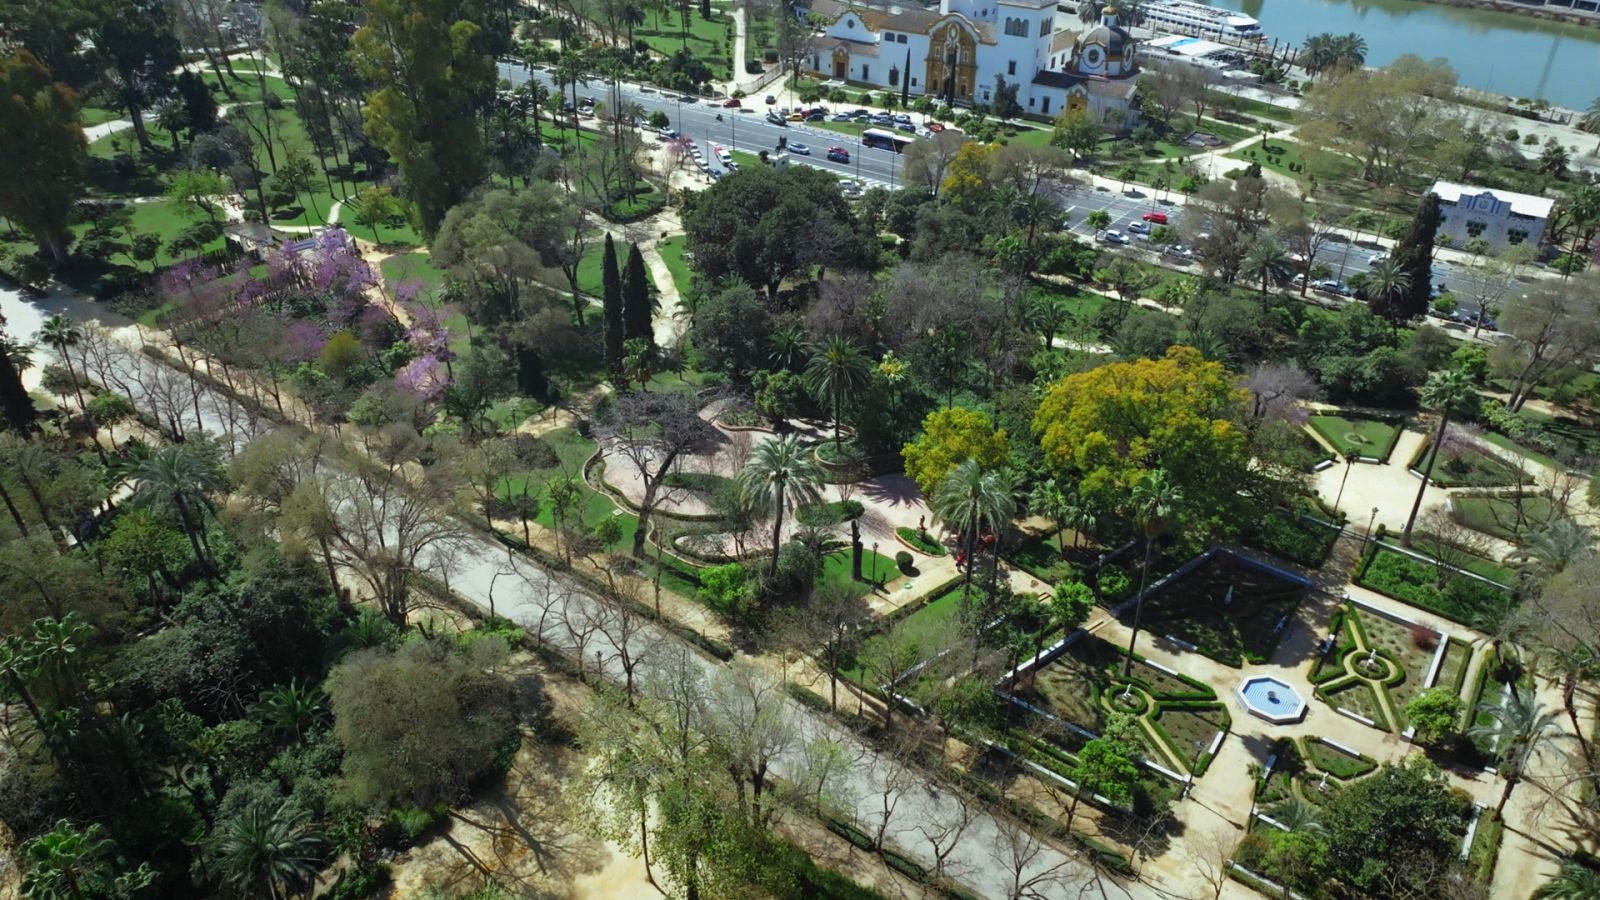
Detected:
[895,550,914,573]
[1409,623,1437,651]
[1097,565,1132,601]
[506,434,559,468]
[794,499,864,526]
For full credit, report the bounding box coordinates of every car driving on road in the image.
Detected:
[789,143,811,155]
[827,146,850,162]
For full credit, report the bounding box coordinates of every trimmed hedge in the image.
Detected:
[896,526,947,556]
[1356,548,1514,626]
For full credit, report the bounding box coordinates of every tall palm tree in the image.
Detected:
[1300,33,1334,76]
[1028,478,1070,554]
[39,315,86,414]
[932,460,1017,601]
[214,801,325,900]
[1469,691,1568,816]
[1121,470,1183,680]
[1333,448,1361,512]
[803,336,870,453]
[1364,257,1413,330]
[1401,368,1475,545]
[738,435,824,578]
[1241,240,1294,298]
[118,442,229,572]
[1534,859,1600,898]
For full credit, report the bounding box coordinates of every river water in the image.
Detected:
[1206,0,1600,109]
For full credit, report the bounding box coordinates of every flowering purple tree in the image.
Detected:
[395,354,450,401]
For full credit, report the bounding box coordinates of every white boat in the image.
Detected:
[1137,0,1264,41]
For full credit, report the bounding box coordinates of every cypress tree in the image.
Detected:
[602,234,624,376]
[622,243,653,344]
[0,331,38,435]
[1393,192,1441,323]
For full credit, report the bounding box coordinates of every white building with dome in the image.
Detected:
[801,0,1141,128]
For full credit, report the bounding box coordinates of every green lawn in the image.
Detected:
[378,251,469,354]
[80,104,125,126]
[1477,430,1563,471]
[1356,546,1514,625]
[1209,92,1297,124]
[1411,437,1524,487]
[635,8,734,80]
[1227,138,1362,192]
[836,583,967,685]
[1307,414,1403,461]
[67,199,224,268]
[1452,495,1562,543]
[656,235,693,296]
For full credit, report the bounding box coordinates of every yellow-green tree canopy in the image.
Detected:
[1033,346,1249,535]
[903,407,1009,497]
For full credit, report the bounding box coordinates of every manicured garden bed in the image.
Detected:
[1355,544,1514,626]
[1124,550,1309,667]
[1244,509,1340,568]
[661,471,736,495]
[1299,737,1377,780]
[1005,535,1085,586]
[1409,436,1524,487]
[895,526,946,556]
[1307,414,1403,461]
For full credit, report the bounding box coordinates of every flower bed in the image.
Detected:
[1123,550,1309,667]
[1299,737,1377,780]
[1409,436,1524,487]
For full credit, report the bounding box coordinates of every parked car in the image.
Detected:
[1141,211,1168,224]
[723,97,741,108]
[1127,221,1151,235]
[766,112,786,126]
[892,113,911,124]
[764,94,777,104]
[806,111,825,121]
[827,146,850,162]
[896,123,915,133]
[789,142,811,155]
[1098,229,1128,244]
[1369,252,1389,265]
[831,113,853,121]
[660,128,680,140]
[786,112,805,121]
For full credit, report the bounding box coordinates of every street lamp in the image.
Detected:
[1364,506,1379,551]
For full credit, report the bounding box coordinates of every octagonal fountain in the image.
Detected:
[1237,676,1307,725]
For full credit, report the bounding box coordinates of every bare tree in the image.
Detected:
[593,580,654,705]
[864,733,920,852]
[602,391,713,558]
[1181,825,1239,900]
[903,130,969,197]
[990,811,1085,900]
[704,661,800,829]
[1242,362,1317,429]
[917,785,979,887]
[1491,276,1600,412]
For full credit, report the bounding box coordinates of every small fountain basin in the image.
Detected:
[1237,676,1307,725]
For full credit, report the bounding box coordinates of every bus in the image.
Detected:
[862,128,915,153]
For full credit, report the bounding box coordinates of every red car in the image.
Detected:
[826,146,850,162]
[722,98,741,108]
[1141,211,1168,224]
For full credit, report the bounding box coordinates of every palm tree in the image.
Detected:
[118,442,229,572]
[1272,798,1326,835]
[1028,478,1071,554]
[1535,859,1600,898]
[254,681,329,743]
[39,315,86,414]
[767,324,807,372]
[1364,257,1413,330]
[1330,33,1368,69]
[214,801,325,900]
[1333,448,1360,512]
[738,435,824,578]
[803,336,870,453]
[1241,240,1294,297]
[1510,519,1593,584]
[1401,368,1476,545]
[1469,691,1568,816]
[1581,96,1600,135]
[1121,470,1182,681]
[1300,33,1334,76]
[932,460,1017,601]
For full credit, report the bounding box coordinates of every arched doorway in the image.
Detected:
[923,23,976,104]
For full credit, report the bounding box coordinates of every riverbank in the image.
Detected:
[1414,0,1600,30]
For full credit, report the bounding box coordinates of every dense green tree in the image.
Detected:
[1318,757,1471,897]
[347,185,401,244]
[1064,713,1139,828]
[1404,687,1464,744]
[622,242,653,343]
[683,165,872,300]
[738,435,824,579]
[0,51,87,266]
[84,0,182,153]
[602,234,624,376]
[1389,191,1441,324]
[352,0,496,233]
[327,636,517,809]
[690,281,773,376]
[0,324,38,435]
[19,819,154,900]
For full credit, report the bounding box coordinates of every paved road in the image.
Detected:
[0,281,1155,900]
[497,61,911,187]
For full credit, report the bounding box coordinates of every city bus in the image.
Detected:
[862,128,915,153]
